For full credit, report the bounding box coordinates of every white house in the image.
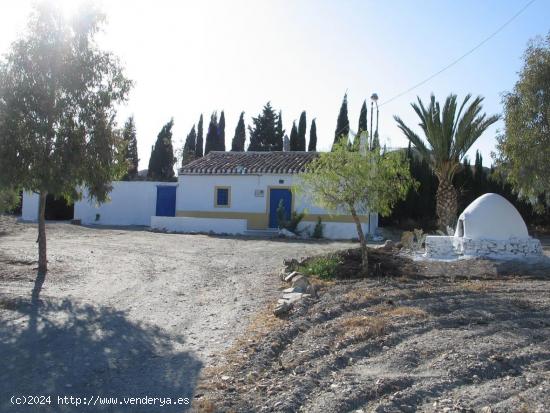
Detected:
[151,151,378,239]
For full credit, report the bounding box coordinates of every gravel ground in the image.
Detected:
[196,247,550,412]
[0,217,356,412]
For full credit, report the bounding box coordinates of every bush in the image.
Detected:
[297,255,341,280]
[312,216,323,239]
[277,199,305,233]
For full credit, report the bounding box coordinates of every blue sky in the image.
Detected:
[0,0,548,167]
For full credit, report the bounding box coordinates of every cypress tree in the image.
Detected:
[333,93,350,149]
[248,102,281,151]
[352,100,368,150]
[122,116,139,180]
[195,114,204,157]
[148,119,176,181]
[283,134,290,151]
[204,112,218,155]
[231,112,246,151]
[297,111,307,151]
[276,110,285,149]
[181,125,197,166]
[289,121,299,151]
[308,118,317,151]
[217,110,226,151]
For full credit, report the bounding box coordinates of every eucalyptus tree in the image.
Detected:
[394,94,499,230]
[0,3,132,273]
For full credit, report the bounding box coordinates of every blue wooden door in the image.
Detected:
[269,188,292,228]
[156,186,176,217]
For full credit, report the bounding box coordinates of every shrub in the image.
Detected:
[277,199,305,233]
[297,255,341,280]
[312,216,323,239]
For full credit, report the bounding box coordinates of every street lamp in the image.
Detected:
[370,93,379,150]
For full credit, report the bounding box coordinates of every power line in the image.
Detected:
[379,0,537,107]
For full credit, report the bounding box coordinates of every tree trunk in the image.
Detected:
[436,178,458,232]
[38,191,47,274]
[350,208,369,275]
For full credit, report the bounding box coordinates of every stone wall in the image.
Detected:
[425,235,543,259]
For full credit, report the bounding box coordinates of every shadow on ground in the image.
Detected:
[0,273,201,412]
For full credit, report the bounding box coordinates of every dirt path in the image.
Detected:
[0,219,355,412]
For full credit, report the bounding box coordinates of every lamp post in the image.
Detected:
[370,93,378,150]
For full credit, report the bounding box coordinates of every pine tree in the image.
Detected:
[217,110,226,151]
[122,116,139,180]
[289,121,299,151]
[308,118,317,151]
[148,119,176,181]
[231,112,246,151]
[195,114,204,157]
[248,102,282,151]
[297,111,307,151]
[333,93,350,149]
[204,112,218,155]
[181,125,197,166]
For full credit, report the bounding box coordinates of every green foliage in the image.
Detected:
[297,255,341,280]
[231,112,246,151]
[297,142,416,218]
[308,119,317,152]
[0,2,132,204]
[0,188,19,213]
[312,216,323,239]
[122,116,139,180]
[297,111,307,151]
[289,121,298,151]
[394,93,499,183]
[195,114,204,157]
[333,93,350,148]
[495,33,550,209]
[276,199,305,233]
[204,112,218,155]
[181,125,197,166]
[217,110,226,151]
[148,119,176,181]
[276,111,285,148]
[352,100,368,150]
[248,102,283,151]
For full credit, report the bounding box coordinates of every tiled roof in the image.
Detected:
[180,151,319,175]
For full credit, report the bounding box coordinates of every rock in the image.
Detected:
[395,242,403,249]
[282,292,307,303]
[273,301,291,316]
[284,271,301,282]
[278,228,297,238]
[379,239,395,250]
[291,275,310,292]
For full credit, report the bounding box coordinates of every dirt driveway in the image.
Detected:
[0,219,355,412]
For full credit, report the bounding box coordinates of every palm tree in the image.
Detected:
[394,94,499,230]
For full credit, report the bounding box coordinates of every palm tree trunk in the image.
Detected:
[436,178,457,231]
[37,191,47,274]
[350,207,369,275]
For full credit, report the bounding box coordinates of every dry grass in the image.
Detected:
[336,315,387,341]
[456,280,494,293]
[193,398,218,413]
[380,306,428,319]
[343,289,379,305]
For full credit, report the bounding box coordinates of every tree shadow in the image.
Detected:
[0,272,202,412]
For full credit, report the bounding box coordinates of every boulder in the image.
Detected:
[284,271,301,283]
[291,275,310,292]
[273,301,291,316]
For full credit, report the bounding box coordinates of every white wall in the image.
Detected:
[151,216,247,235]
[297,221,371,240]
[21,192,40,221]
[75,181,177,226]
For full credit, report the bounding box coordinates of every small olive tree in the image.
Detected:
[0,3,132,273]
[296,143,416,273]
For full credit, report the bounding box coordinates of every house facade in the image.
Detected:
[151,151,378,239]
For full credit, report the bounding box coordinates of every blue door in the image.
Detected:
[156,186,176,217]
[269,188,292,228]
